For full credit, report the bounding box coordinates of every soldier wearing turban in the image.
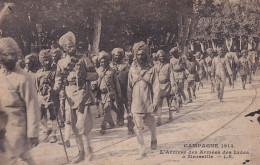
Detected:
[0,37,40,164]
[96,51,122,134]
[153,50,177,126]
[54,31,98,163]
[128,41,158,158]
[24,53,39,73]
[205,48,216,93]
[169,47,187,105]
[110,48,134,134]
[211,47,233,102]
[35,49,58,143]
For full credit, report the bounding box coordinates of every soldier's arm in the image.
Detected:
[225,58,233,76]
[54,62,62,91]
[211,58,216,77]
[82,56,98,81]
[170,63,177,93]
[127,69,133,109]
[170,58,184,72]
[114,71,122,99]
[20,74,40,138]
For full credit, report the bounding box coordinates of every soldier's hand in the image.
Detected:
[29,137,39,147]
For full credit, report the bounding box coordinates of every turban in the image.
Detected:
[111,48,124,57]
[98,51,110,62]
[169,47,178,56]
[59,31,76,48]
[152,53,158,58]
[156,50,166,57]
[25,53,38,64]
[206,48,213,54]
[39,49,52,64]
[0,37,20,54]
[132,41,149,56]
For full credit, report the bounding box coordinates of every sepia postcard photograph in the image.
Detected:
[0,0,259,165]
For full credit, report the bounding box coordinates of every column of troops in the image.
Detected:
[0,31,258,164]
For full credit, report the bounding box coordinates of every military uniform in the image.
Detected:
[110,61,130,125]
[0,67,40,165]
[54,52,98,161]
[96,66,121,133]
[35,67,58,142]
[211,56,232,101]
[185,56,200,102]
[226,52,239,87]
[238,56,251,89]
[153,61,177,125]
[170,56,187,104]
[205,55,215,92]
[128,60,157,156]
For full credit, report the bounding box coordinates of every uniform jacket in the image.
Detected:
[128,61,158,113]
[0,67,40,156]
[153,62,176,101]
[109,60,129,96]
[185,57,200,81]
[238,57,251,76]
[96,67,122,104]
[211,56,232,79]
[170,56,186,80]
[55,54,98,109]
[35,68,56,107]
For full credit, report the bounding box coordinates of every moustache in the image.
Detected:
[2,60,16,71]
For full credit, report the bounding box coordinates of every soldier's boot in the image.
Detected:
[151,140,157,150]
[168,111,173,122]
[50,120,58,143]
[72,151,85,164]
[41,118,52,141]
[127,116,135,135]
[100,125,106,134]
[58,140,71,147]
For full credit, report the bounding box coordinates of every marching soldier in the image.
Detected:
[35,49,58,143]
[125,51,134,65]
[205,48,215,93]
[195,51,207,90]
[97,51,122,134]
[153,50,177,126]
[225,51,239,88]
[185,50,200,103]
[238,50,251,90]
[110,48,135,134]
[54,31,98,163]
[0,37,40,165]
[211,47,233,102]
[110,48,128,126]
[24,53,39,73]
[169,47,187,105]
[128,41,158,159]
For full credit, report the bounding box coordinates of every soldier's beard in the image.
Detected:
[2,60,16,71]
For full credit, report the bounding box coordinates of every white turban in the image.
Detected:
[58,31,76,48]
[132,41,149,56]
[0,37,20,54]
[111,48,124,57]
[98,51,110,62]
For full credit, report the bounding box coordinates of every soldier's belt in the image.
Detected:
[159,79,170,84]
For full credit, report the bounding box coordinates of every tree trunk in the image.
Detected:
[92,11,102,55]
